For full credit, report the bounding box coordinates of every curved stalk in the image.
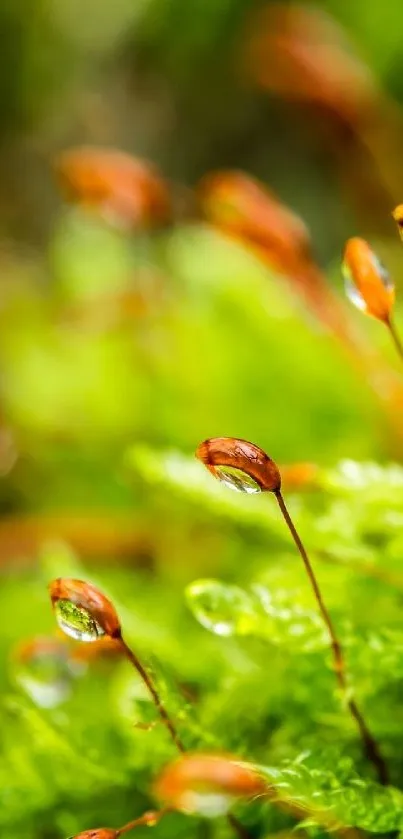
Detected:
[117,808,169,836]
[274,489,388,785]
[118,637,185,753]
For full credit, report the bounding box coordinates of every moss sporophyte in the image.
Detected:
[49,578,184,753]
[196,437,389,785]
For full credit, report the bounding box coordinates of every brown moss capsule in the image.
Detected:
[198,170,311,267]
[196,437,281,494]
[155,753,265,817]
[343,237,394,323]
[54,146,171,230]
[49,578,121,641]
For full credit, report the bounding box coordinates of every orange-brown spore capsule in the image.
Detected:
[55,147,170,229]
[49,578,121,640]
[343,237,394,322]
[196,437,281,493]
[155,753,265,815]
[198,170,311,265]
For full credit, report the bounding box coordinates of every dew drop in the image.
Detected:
[55,599,105,642]
[186,579,258,636]
[13,639,77,708]
[179,789,233,818]
[343,252,394,315]
[373,255,394,291]
[212,465,261,494]
[343,263,367,313]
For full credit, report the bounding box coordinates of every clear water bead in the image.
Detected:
[186,579,259,636]
[179,789,233,818]
[14,641,75,708]
[343,253,394,314]
[344,270,366,312]
[213,465,261,494]
[55,599,105,642]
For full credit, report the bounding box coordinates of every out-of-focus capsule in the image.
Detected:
[246,4,374,122]
[198,170,311,267]
[343,237,394,322]
[55,147,171,230]
[155,753,265,817]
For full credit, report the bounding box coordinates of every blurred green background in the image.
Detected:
[2,1,403,837]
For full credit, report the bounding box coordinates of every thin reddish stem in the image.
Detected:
[118,641,251,838]
[118,637,185,753]
[117,809,169,835]
[274,490,389,785]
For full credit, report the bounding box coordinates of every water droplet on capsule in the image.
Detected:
[343,267,367,313]
[196,438,281,493]
[186,579,258,637]
[344,256,393,309]
[181,790,233,817]
[49,578,122,643]
[12,637,77,708]
[213,465,261,494]
[55,599,105,643]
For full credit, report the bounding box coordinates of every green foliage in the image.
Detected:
[260,753,403,832]
[3,0,403,837]
[2,453,403,835]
